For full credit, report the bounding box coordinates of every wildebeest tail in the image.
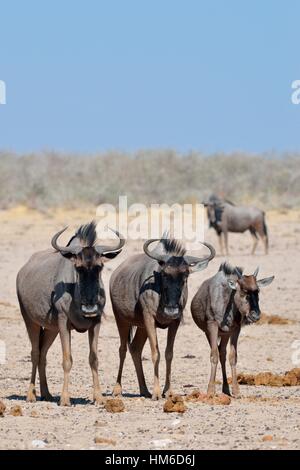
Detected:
[263,213,269,250]
[128,326,137,345]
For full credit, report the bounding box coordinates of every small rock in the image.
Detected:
[262,435,273,442]
[150,439,172,449]
[30,410,38,418]
[32,439,47,448]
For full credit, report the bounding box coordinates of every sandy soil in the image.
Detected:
[0,207,300,450]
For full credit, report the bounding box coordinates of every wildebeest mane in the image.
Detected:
[219,262,243,277]
[160,233,186,257]
[67,221,97,248]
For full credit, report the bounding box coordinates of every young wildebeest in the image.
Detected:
[110,236,215,400]
[203,195,269,255]
[17,221,124,406]
[191,262,274,397]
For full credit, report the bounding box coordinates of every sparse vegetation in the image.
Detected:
[0,150,299,209]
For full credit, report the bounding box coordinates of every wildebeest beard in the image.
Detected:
[209,206,224,234]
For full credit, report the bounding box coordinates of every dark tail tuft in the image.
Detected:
[263,215,269,250]
[128,326,137,345]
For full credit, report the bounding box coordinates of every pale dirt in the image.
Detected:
[0,207,300,450]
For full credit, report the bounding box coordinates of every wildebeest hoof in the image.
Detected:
[26,390,37,403]
[152,390,162,401]
[93,394,105,405]
[140,388,152,399]
[222,385,231,396]
[41,392,54,402]
[207,387,216,398]
[112,384,122,397]
[59,394,71,406]
[162,389,173,399]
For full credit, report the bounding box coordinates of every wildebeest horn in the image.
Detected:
[143,239,168,263]
[184,242,216,266]
[253,266,259,278]
[95,228,125,256]
[234,268,243,279]
[51,227,82,255]
[143,239,216,266]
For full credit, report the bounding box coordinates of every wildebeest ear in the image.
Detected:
[189,259,209,273]
[227,279,237,290]
[257,276,274,288]
[102,249,122,260]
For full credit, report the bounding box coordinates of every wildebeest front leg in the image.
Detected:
[163,319,180,398]
[59,320,73,406]
[229,327,241,397]
[88,322,103,404]
[218,335,230,396]
[206,321,219,397]
[144,313,161,400]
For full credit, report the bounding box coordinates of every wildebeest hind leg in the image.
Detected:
[218,335,230,395]
[23,318,41,403]
[129,327,151,398]
[113,321,130,397]
[39,328,58,401]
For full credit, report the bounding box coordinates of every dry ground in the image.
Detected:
[0,207,299,450]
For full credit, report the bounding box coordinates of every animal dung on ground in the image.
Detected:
[163,394,187,413]
[9,405,23,416]
[257,313,296,325]
[94,436,116,446]
[105,398,125,413]
[237,368,300,386]
[0,400,6,416]
[185,389,231,405]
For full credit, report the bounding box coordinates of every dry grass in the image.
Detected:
[0,151,299,209]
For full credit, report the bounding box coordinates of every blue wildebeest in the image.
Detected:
[110,236,215,400]
[191,262,274,397]
[17,221,124,406]
[203,195,269,255]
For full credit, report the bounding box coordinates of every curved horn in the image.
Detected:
[51,227,82,255]
[235,268,243,279]
[253,266,259,278]
[95,228,125,256]
[143,239,168,263]
[184,242,216,267]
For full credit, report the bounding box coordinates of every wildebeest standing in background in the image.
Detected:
[110,236,215,400]
[203,195,269,255]
[191,262,274,397]
[17,222,124,406]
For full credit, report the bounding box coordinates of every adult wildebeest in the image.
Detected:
[17,221,124,406]
[110,235,215,400]
[191,262,274,397]
[203,195,269,255]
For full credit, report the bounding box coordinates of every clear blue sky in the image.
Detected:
[1,0,300,153]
